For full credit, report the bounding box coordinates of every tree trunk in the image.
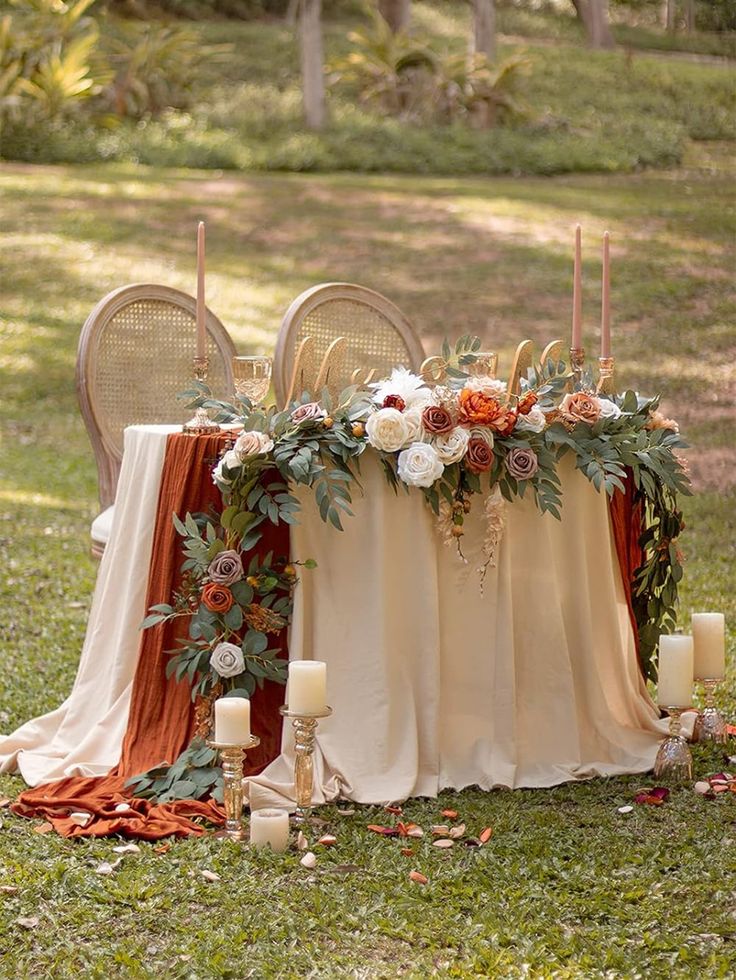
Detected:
[472,0,496,61]
[665,0,676,31]
[577,0,615,48]
[378,0,411,34]
[300,0,326,130]
[684,0,695,32]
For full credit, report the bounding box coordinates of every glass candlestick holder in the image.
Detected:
[693,678,727,744]
[183,354,220,434]
[569,346,586,390]
[596,355,615,395]
[653,707,692,783]
[207,734,260,841]
[279,705,332,824]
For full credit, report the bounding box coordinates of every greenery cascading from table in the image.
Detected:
[130,337,689,803]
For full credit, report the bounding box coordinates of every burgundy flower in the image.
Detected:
[465,438,494,474]
[382,394,406,412]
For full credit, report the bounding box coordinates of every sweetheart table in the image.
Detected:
[1,423,671,818]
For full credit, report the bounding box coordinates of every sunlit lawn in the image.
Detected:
[0,150,734,977]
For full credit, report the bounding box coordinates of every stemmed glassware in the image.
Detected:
[232,355,273,406]
[466,351,498,379]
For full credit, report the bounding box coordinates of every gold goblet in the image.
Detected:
[233,355,273,406]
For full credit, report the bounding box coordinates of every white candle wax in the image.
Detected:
[288,660,327,715]
[572,223,583,350]
[249,808,290,852]
[196,221,206,359]
[657,635,694,707]
[214,696,250,744]
[692,613,725,680]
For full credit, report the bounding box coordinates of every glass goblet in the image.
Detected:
[466,351,499,380]
[233,355,272,406]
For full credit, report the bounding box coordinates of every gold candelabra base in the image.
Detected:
[279,705,333,823]
[207,735,260,841]
[693,678,727,744]
[183,355,220,435]
[653,707,692,784]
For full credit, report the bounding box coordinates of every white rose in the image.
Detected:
[433,426,470,464]
[366,407,410,453]
[212,449,241,485]
[212,457,232,486]
[597,398,623,420]
[401,406,426,447]
[210,642,245,679]
[397,442,444,488]
[465,376,507,398]
[234,430,274,460]
[515,406,547,433]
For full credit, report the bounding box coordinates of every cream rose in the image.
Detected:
[465,376,507,398]
[515,406,547,433]
[210,642,245,679]
[234,430,274,460]
[433,426,470,464]
[366,407,410,453]
[397,442,444,488]
[401,406,426,447]
[597,398,622,420]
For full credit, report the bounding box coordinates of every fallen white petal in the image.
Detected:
[694,781,712,795]
[69,812,92,827]
[617,806,634,814]
[200,870,221,882]
[112,843,141,855]
[300,851,317,869]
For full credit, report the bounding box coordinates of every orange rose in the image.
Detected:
[201,583,234,614]
[517,391,538,416]
[559,392,601,425]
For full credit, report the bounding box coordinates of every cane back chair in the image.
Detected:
[273,283,425,407]
[76,283,236,558]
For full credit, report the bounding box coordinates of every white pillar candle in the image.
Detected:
[288,660,327,714]
[657,635,694,707]
[214,696,250,744]
[249,808,290,852]
[692,613,725,680]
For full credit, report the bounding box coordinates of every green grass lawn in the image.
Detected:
[0,149,735,976]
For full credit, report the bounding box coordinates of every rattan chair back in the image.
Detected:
[77,283,236,509]
[273,283,424,407]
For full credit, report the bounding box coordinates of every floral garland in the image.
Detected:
[129,337,689,802]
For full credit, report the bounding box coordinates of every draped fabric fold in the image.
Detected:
[12,431,289,839]
[609,474,646,664]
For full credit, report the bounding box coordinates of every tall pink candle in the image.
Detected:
[572,224,582,349]
[601,231,611,358]
[196,221,206,359]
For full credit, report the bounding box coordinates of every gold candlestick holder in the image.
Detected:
[693,679,727,744]
[653,707,692,783]
[569,346,586,390]
[279,705,332,823]
[207,734,260,841]
[183,354,220,434]
[596,355,616,395]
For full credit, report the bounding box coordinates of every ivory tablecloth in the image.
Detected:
[1,424,671,801]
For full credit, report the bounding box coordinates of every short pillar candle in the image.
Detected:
[249,809,290,852]
[288,660,327,714]
[657,635,694,707]
[214,696,251,744]
[692,613,725,680]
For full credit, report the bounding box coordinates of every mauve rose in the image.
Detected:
[208,549,244,586]
[422,405,454,435]
[465,437,494,474]
[291,401,326,424]
[559,392,601,425]
[506,447,539,481]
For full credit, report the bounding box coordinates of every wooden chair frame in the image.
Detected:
[273,282,425,408]
[76,283,236,511]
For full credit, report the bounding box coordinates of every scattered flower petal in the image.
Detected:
[336,807,355,817]
[448,823,466,839]
[33,822,54,834]
[1,885,18,895]
[400,847,414,857]
[16,917,39,930]
[463,838,482,847]
[300,852,317,869]
[112,843,141,855]
[154,843,171,855]
[694,781,712,796]
[0,798,10,809]
[432,838,454,848]
[617,805,634,814]
[406,825,424,839]
[431,825,449,836]
[441,809,459,819]
[384,805,403,815]
[367,824,398,837]
[479,827,493,844]
[95,859,122,876]
[296,830,309,851]
[69,812,92,827]
[199,870,220,882]
[634,787,670,805]
[317,834,337,847]
[409,870,428,885]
